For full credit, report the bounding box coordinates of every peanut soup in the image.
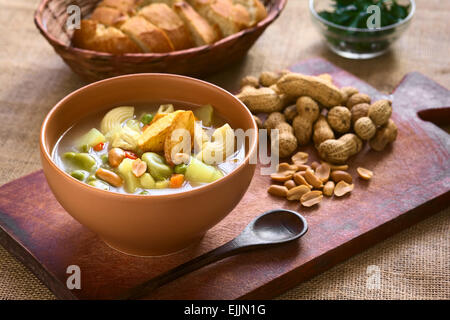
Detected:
[53,103,244,195]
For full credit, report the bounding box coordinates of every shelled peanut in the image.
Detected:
[267,153,376,206]
[267,151,373,208]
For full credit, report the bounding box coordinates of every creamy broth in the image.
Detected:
[52,102,245,195]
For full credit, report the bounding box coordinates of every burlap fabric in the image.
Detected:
[0,0,448,299]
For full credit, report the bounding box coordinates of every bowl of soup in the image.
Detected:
[40,74,258,256]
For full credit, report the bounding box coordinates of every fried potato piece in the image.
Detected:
[138,110,183,151]
[164,111,195,165]
[150,112,168,125]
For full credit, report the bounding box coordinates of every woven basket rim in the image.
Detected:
[34,0,287,58]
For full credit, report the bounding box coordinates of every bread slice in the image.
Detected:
[72,19,142,54]
[136,0,180,7]
[139,3,193,50]
[188,0,250,37]
[233,3,251,28]
[173,1,219,46]
[98,0,140,14]
[233,0,267,26]
[120,16,175,52]
[90,6,129,27]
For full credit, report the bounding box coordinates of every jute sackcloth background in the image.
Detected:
[0,0,448,299]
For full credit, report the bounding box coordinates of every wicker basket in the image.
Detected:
[34,0,287,82]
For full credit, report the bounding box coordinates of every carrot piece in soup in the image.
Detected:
[169,174,184,188]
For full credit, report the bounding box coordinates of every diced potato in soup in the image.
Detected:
[52,103,244,195]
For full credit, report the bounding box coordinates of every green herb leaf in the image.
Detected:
[318,0,410,28]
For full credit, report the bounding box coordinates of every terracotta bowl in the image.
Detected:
[40,74,258,256]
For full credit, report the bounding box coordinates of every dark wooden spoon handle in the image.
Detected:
[121,239,241,300]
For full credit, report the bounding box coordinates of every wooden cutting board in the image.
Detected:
[0,58,448,300]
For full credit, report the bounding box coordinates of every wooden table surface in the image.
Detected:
[0,0,448,299]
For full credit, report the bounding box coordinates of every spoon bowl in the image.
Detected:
[249,209,308,244]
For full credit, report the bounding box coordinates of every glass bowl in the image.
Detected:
[309,0,415,59]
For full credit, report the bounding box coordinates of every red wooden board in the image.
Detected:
[0,58,449,300]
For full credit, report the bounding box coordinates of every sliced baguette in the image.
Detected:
[98,0,140,14]
[233,3,252,29]
[120,16,175,52]
[173,1,219,46]
[233,0,267,26]
[188,0,249,37]
[136,0,181,7]
[73,19,142,54]
[73,0,260,54]
[90,6,129,27]
[139,3,193,50]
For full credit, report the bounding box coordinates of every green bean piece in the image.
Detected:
[73,153,97,171]
[174,163,187,174]
[88,180,110,191]
[100,154,109,164]
[79,144,91,153]
[141,152,173,181]
[139,190,149,195]
[86,175,97,182]
[140,113,154,125]
[70,170,88,181]
[63,152,76,160]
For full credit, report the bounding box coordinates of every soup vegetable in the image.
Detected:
[53,104,243,195]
